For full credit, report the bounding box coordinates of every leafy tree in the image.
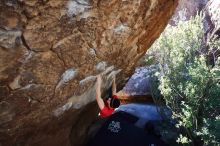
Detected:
[146,14,220,146]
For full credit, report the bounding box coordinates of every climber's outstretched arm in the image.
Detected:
[96,75,105,110]
[112,76,117,95]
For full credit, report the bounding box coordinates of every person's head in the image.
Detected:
[107,95,120,108]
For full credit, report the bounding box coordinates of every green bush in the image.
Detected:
[146,14,220,146]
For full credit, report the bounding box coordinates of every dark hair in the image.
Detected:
[110,98,120,108]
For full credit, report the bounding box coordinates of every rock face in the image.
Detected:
[0,0,178,145]
[170,0,207,25]
[206,0,220,37]
[169,0,220,37]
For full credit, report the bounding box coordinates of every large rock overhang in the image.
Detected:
[0,0,178,145]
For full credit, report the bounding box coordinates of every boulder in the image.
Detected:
[0,0,178,145]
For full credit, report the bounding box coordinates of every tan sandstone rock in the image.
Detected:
[0,0,178,145]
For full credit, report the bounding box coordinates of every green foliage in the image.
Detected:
[146,14,220,146]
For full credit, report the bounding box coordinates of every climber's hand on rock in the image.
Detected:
[112,75,116,82]
[96,75,102,87]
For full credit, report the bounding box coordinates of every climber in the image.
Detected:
[96,75,121,118]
